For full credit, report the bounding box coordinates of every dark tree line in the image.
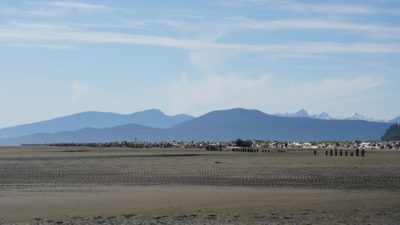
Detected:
[382,124,400,141]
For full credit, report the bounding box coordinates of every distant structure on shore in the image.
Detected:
[24,140,400,151]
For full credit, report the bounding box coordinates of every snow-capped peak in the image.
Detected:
[344,112,365,120]
[275,110,393,122]
[315,112,332,120]
[275,109,309,118]
[293,109,309,118]
[276,110,333,120]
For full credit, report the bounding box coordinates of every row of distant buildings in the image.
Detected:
[42,140,400,150]
[206,140,400,151]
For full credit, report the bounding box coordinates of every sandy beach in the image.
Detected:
[0,147,399,224]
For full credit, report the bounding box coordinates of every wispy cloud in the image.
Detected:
[0,4,59,17]
[160,74,271,114]
[189,50,235,71]
[286,3,380,15]
[1,22,400,55]
[0,1,112,18]
[217,0,397,15]
[116,17,400,41]
[160,74,385,115]
[45,1,112,11]
[3,42,77,50]
[228,18,400,40]
[67,82,91,99]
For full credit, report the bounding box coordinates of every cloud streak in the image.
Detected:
[229,18,400,40]
[46,1,112,11]
[113,17,400,42]
[67,82,91,99]
[3,42,77,50]
[1,22,400,55]
[218,0,398,15]
[0,1,112,18]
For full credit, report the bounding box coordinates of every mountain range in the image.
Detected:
[0,109,193,139]
[275,109,391,122]
[276,110,333,120]
[0,108,395,145]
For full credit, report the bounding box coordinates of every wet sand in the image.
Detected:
[0,147,399,224]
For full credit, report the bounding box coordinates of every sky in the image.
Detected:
[0,0,400,128]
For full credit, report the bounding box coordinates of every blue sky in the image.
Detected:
[0,0,399,127]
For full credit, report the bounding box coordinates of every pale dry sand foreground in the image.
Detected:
[0,147,399,224]
[1,186,400,225]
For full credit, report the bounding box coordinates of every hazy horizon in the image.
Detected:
[1,0,400,127]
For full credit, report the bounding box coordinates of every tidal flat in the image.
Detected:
[0,147,399,224]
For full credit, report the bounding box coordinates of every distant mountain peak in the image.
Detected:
[350,112,362,116]
[345,112,365,120]
[276,109,311,118]
[137,109,194,119]
[144,108,163,113]
[390,116,400,124]
[137,108,165,115]
[315,112,332,120]
[294,109,309,117]
[274,110,391,122]
[0,107,391,145]
[0,109,195,138]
